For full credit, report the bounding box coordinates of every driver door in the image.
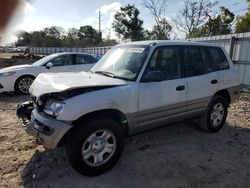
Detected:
[138,45,187,131]
[43,54,75,73]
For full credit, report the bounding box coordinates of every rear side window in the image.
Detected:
[84,55,97,64]
[183,46,205,77]
[207,47,230,72]
[76,54,97,64]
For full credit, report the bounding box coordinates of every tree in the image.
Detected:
[206,7,234,36]
[43,26,62,39]
[42,27,62,47]
[78,25,101,46]
[15,25,114,47]
[235,0,250,33]
[143,0,168,23]
[16,31,32,46]
[143,0,172,40]
[61,28,79,47]
[174,0,217,37]
[68,28,79,40]
[188,6,235,38]
[29,31,46,47]
[112,4,144,41]
[100,38,117,46]
[235,13,250,33]
[147,18,172,39]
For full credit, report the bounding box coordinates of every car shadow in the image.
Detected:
[20,121,250,188]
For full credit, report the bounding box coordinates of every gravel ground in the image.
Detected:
[0,93,250,188]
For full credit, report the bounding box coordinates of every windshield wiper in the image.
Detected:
[88,70,94,74]
[95,71,115,78]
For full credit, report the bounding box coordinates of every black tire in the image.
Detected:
[199,95,228,132]
[67,118,125,176]
[15,75,35,94]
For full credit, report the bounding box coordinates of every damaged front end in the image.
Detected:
[16,101,34,129]
[16,96,73,149]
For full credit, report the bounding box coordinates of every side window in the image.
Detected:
[184,47,205,77]
[76,54,97,64]
[85,55,97,64]
[145,46,181,80]
[50,55,72,66]
[207,47,230,72]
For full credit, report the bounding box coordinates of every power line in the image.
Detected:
[232,2,241,6]
[232,8,248,12]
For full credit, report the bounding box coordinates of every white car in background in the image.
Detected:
[0,52,98,94]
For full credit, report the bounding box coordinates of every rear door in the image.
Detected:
[138,45,187,131]
[205,47,233,88]
[183,46,219,117]
[73,54,97,71]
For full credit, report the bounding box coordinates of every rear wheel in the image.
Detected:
[199,95,228,132]
[15,75,35,94]
[67,118,125,176]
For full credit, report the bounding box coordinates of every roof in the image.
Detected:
[52,52,94,55]
[118,40,221,47]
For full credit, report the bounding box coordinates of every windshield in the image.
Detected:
[91,45,149,81]
[32,54,58,66]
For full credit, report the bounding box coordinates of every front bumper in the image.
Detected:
[0,77,15,93]
[17,101,73,149]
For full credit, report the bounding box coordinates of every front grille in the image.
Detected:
[31,95,37,103]
[30,95,44,112]
[16,101,34,128]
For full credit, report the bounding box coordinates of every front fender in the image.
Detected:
[56,84,138,122]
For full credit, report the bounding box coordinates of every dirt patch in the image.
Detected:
[0,52,41,69]
[0,93,250,188]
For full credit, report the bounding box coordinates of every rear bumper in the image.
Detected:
[17,101,73,149]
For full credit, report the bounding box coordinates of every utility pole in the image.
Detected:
[99,10,101,33]
[108,28,111,39]
[99,10,102,39]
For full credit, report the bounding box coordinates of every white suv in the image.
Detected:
[17,41,241,176]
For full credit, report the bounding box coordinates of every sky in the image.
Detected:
[2,0,249,45]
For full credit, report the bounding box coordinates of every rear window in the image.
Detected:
[207,47,230,72]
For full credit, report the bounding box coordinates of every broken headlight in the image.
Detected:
[43,99,65,117]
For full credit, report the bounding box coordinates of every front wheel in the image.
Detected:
[15,75,35,94]
[199,95,228,132]
[67,118,125,176]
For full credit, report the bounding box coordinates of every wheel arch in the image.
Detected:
[214,89,231,104]
[58,109,129,146]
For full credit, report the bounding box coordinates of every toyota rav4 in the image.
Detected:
[17,41,241,176]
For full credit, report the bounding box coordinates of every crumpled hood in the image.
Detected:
[29,71,127,97]
[0,64,30,72]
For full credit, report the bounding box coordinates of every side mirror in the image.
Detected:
[46,62,53,69]
[141,70,164,82]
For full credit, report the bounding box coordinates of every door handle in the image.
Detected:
[210,79,218,84]
[176,85,185,91]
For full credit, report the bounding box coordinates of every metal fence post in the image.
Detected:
[229,36,236,59]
